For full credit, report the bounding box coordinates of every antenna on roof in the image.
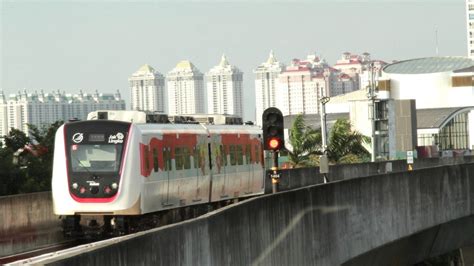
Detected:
[435,26,439,56]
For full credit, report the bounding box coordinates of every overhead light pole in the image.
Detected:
[367,62,377,162]
[318,82,330,183]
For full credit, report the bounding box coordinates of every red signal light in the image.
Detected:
[268,137,281,150]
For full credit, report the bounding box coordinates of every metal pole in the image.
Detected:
[369,62,377,162]
[319,84,330,183]
[271,150,279,193]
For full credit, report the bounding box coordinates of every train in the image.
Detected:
[51,111,265,236]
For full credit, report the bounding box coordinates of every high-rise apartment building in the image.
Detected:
[254,51,285,126]
[467,0,474,58]
[276,54,337,116]
[166,60,205,115]
[0,90,125,137]
[206,55,243,117]
[129,64,165,112]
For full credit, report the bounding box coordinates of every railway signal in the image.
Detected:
[262,107,284,151]
[262,107,284,194]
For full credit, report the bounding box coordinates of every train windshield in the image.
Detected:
[70,144,123,173]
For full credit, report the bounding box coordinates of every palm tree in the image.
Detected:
[287,115,321,167]
[326,119,370,163]
[288,116,370,167]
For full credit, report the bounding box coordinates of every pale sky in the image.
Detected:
[0,0,467,121]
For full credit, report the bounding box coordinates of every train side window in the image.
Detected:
[153,148,159,172]
[175,147,183,170]
[184,147,191,169]
[220,145,227,166]
[193,147,199,169]
[163,148,171,171]
[236,145,243,165]
[144,147,150,171]
[245,144,251,164]
[255,145,260,164]
[229,145,236,165]
[175,147,191,170]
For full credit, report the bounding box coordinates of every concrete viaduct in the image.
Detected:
[26,159,472,265]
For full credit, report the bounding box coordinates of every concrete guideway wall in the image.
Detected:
[0,192,61,257]
[46,163,474,265]
[266,155,474,193]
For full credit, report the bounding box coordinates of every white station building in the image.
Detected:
[327,56,474,157]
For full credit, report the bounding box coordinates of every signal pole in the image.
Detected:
[271,150,279,193]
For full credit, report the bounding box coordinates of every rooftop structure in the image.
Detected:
[383,57,474,74]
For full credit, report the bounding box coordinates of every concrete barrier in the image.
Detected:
[0,192,61,257]
[45,163,474,265]
[265,156,474,193]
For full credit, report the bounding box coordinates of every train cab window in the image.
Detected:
[70,144,122,173]
[153,148,159,172]
[175,147,191,170]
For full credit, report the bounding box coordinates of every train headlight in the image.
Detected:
[104,186,112,194]
[72,183,78,189]
[111,183,118,189]
[79,187,86,194]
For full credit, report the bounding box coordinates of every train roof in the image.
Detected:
[87,110,251,126]
[135,123,261,135]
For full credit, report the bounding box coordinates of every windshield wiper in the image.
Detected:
[72,156,97,179]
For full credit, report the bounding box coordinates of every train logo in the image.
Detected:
[72,133,84,143]
[108,132,124,144]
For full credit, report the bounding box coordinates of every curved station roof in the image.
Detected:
[383,57,474,74]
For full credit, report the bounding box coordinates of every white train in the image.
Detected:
[52,111,264,235]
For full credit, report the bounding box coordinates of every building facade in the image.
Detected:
[467,0,474,58]
[333,52,387,92]
[327,56,474,158]
[167,60,205,115]
[0,90,125,137]
[206,55,243,117]
[129,64,165,112]
[254,51,285,126]
[276,54,337,117]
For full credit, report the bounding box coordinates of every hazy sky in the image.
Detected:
[0,0,467,121]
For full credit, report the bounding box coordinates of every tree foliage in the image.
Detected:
[0,121,63,196]
[287,115,321,167]
[327,119,370,164]
[287,116,370,168]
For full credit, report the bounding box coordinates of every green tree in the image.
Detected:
[20,121,63,193]
[0,121,63,195]
[326,119,370,164]
[3,128,30,152]
[287,115,321,167]
[288,117,370,167]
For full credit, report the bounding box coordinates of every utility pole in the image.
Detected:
[367,62,377,162]
[318,83,330,183]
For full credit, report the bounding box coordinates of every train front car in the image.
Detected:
[52,120,137,236]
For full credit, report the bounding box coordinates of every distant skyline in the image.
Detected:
[1,0,466,121]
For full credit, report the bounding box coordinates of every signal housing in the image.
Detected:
[262,107,284,151]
